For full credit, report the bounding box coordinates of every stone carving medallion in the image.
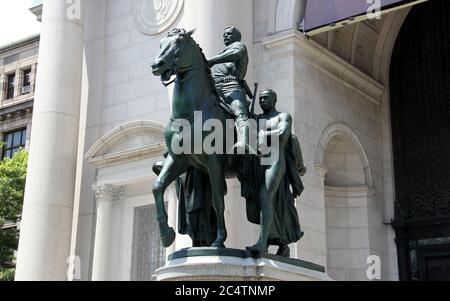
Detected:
[135,0,184,35]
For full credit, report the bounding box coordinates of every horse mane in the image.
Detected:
[197,44,218,96]
[168,28,218,96]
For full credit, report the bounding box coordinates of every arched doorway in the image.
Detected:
[317,123,388,280]
[390,0,450,281]
[324,134,371,281]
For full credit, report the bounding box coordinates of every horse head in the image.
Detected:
[152,28,198,84]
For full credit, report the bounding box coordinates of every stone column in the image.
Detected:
[15,0,85,281]
[181,0,253,67]
[91,185,124,281]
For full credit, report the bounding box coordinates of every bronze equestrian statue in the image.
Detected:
[151,28,237,248]
[151,28,306,257]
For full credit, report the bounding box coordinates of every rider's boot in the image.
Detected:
[233,118,257,155]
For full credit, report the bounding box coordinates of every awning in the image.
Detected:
[301,0,429,36]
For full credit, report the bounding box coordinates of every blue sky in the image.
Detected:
[0,0,41,47]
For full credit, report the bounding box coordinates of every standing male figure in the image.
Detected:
[208,26,255,154]
[244,89,305,256]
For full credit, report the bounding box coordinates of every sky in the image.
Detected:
[0,0,41,47]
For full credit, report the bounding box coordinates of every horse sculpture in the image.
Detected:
[151,28,238,248]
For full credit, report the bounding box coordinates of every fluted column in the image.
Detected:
[15,0,85,281]
[91,185,124,281]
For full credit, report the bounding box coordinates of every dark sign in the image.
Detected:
[304,0,427,33]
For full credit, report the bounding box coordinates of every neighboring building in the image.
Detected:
[0,35,39,159]
[0,34,39,265]
[14,0,450,281]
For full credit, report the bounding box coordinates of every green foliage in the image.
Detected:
[0,268,15,281]
[0,225,18,269]
[0,149,28,280]
[0,150,27,221]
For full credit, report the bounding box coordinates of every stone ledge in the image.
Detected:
[156,248,332,281]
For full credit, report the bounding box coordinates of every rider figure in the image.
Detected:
[208,26,255,154]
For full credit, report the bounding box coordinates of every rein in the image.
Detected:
[162,47,205,87]
[162,64,203,87]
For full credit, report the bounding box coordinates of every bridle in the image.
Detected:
[162,40,204,87]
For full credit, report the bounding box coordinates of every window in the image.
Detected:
[6,73,16,99]
[22,69,31,94]
[2,128,26,159]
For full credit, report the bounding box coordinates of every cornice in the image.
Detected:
[262,30,385,106]
[86,120,167,168]
[89,143,166,169]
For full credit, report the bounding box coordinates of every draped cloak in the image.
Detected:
[239,134,306,246]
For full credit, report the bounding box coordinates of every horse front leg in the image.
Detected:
[152,154,188,248]
[208,160,227,248]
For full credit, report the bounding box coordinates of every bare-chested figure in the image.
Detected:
[246,89,305,256]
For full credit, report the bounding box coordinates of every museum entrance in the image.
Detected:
[390,0,450,281]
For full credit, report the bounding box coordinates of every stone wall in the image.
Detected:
[73,0,409,280]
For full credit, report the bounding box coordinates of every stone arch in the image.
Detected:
[316,122,373,187]
[374,8,411,225]
[268,0,307,34]
[317,123,379,281]
[372,8,411,84]
[85,120,166,168]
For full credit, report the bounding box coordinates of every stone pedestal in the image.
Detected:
[156,248,332,281]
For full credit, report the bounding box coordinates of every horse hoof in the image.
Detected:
[246,244,267,256]
[160,227,176,248]
[211,242,226,248]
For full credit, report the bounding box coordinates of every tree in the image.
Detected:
[0,149,27,281]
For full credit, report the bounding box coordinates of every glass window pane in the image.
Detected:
[5,133,13,148]
[7,74,15,99]
[11,148,19,157]
[5,149,12,158]
[23,69,31,86]
[21,129,27,146]
[13,131,22,147]
[8,74,15,88]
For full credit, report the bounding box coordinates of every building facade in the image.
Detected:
[14,0,450,281]
[0,35,39,160]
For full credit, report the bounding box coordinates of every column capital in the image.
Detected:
[93,184,124,202]
[314,164,328,182]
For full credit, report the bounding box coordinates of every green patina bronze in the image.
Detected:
[151,28,239,249]
[151,27,306,257]
[240,89,306,256]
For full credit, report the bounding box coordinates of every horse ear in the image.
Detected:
[186,28,196,38]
